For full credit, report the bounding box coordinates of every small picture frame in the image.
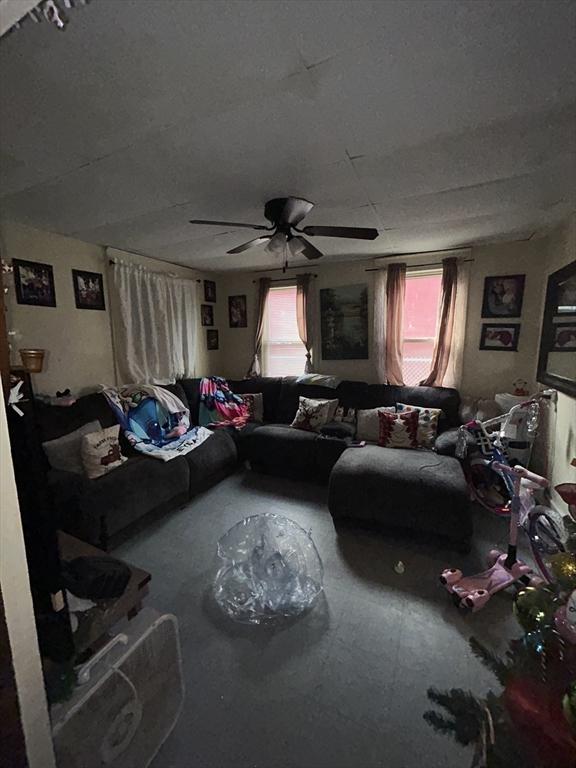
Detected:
[480,323,521,351]
[72,269,106,310]
[201,304,214,326]
[13,259,56,307]
[206,329,219,350]
[228,294,247,327]
[204,280,216,303]
[481,274,525,318]
[551,322,576,352]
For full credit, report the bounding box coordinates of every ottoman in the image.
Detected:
[328,446,472,549]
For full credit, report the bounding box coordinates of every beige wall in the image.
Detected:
[1,222,222,395]
[1,221,116,396]
[219,259,376,382]
[218,238,546,398]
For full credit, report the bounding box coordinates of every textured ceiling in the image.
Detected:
[0,0,575,271]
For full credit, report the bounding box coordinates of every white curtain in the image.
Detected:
[373,269,387,384]
[443,259,470,389]
[108,259,198,384]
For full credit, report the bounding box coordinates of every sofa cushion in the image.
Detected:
[79,454,189,544]
[435,427,476,457]
[241,393,264,422]
[36,393,117,443]
[42,420,101,474]
[356,406,396,442]
[276,378,369,424]
[185,430,238,496]
[227,378,283,423]
[178,378,203,425]
[291,397,339,432]
[328,446,471,545]
[81,425,127,479]
[378,409,420,449]
[396,403,442,448]
[320,421,356,439]
[363,385,460,429]
[248,424,319,479]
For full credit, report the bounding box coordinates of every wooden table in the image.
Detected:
[58,532,151,658]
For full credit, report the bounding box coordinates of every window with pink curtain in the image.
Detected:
[401,272,442,386]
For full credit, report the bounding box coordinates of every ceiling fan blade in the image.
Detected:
[301,225,379,240]
[280,197,315,226]
[226,236,272,254]
[190,219,270,231]
[290,236,324,260]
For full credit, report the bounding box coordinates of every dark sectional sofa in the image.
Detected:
[37,376,472,551]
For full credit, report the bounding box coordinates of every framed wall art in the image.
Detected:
[13,259,56,307]
[72,269,106,310]
[479,323,521,351]
[481,274,525,318]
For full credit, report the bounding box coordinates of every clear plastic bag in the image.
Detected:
[213,513,324,624]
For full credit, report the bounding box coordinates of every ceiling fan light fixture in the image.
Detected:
[266,231,287,253]
[288,237,305,256]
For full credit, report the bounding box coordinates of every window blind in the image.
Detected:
[263,285,306,376]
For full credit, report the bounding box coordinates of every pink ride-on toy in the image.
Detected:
[440,463,547,612]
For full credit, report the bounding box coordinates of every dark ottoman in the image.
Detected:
[328,446,472,549]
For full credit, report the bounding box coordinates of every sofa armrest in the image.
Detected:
[434,428,476,457]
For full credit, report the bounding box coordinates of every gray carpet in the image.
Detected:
[114,468,523,768]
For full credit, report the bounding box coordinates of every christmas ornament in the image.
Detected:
[513,586,557,633]
[551,553,576,591]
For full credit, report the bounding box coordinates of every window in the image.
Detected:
[402,270,442,386]
[263,285,306,376]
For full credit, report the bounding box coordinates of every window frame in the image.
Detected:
[401,267,442,386]
[262,283,307,377]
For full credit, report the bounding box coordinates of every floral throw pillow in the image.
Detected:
[396,403,443,449]
[241,393,264,422]
[291,397,339,432]
[378,409,419,449]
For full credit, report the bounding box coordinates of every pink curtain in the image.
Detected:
[420,257,458,387]
[385,263,406,385]
[246,277,271,377]
[296,273,314,373]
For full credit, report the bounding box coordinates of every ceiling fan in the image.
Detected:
[190,197,379,260]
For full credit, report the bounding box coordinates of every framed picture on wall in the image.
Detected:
[479,323,521,351]
[72,269,106,310]
[204,280,216,303]
[206,329,219,350]
[228,295,247,327]
[13,259,56,307]
[320,284,369,359]
[551,322,576,352]
[201,304,214,326]
[481,274,525,318]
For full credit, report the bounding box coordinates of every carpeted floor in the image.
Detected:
[114,467,524,768]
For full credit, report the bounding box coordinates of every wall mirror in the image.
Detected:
[537,260,576,397]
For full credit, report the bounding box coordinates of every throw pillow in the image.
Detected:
[81,425,127,480]
[356,407,396,443]
[396,403,443,449]
[241,393,264,422]
[42,420,102,475]
[378,409,420,449]
[291,397,339,432]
